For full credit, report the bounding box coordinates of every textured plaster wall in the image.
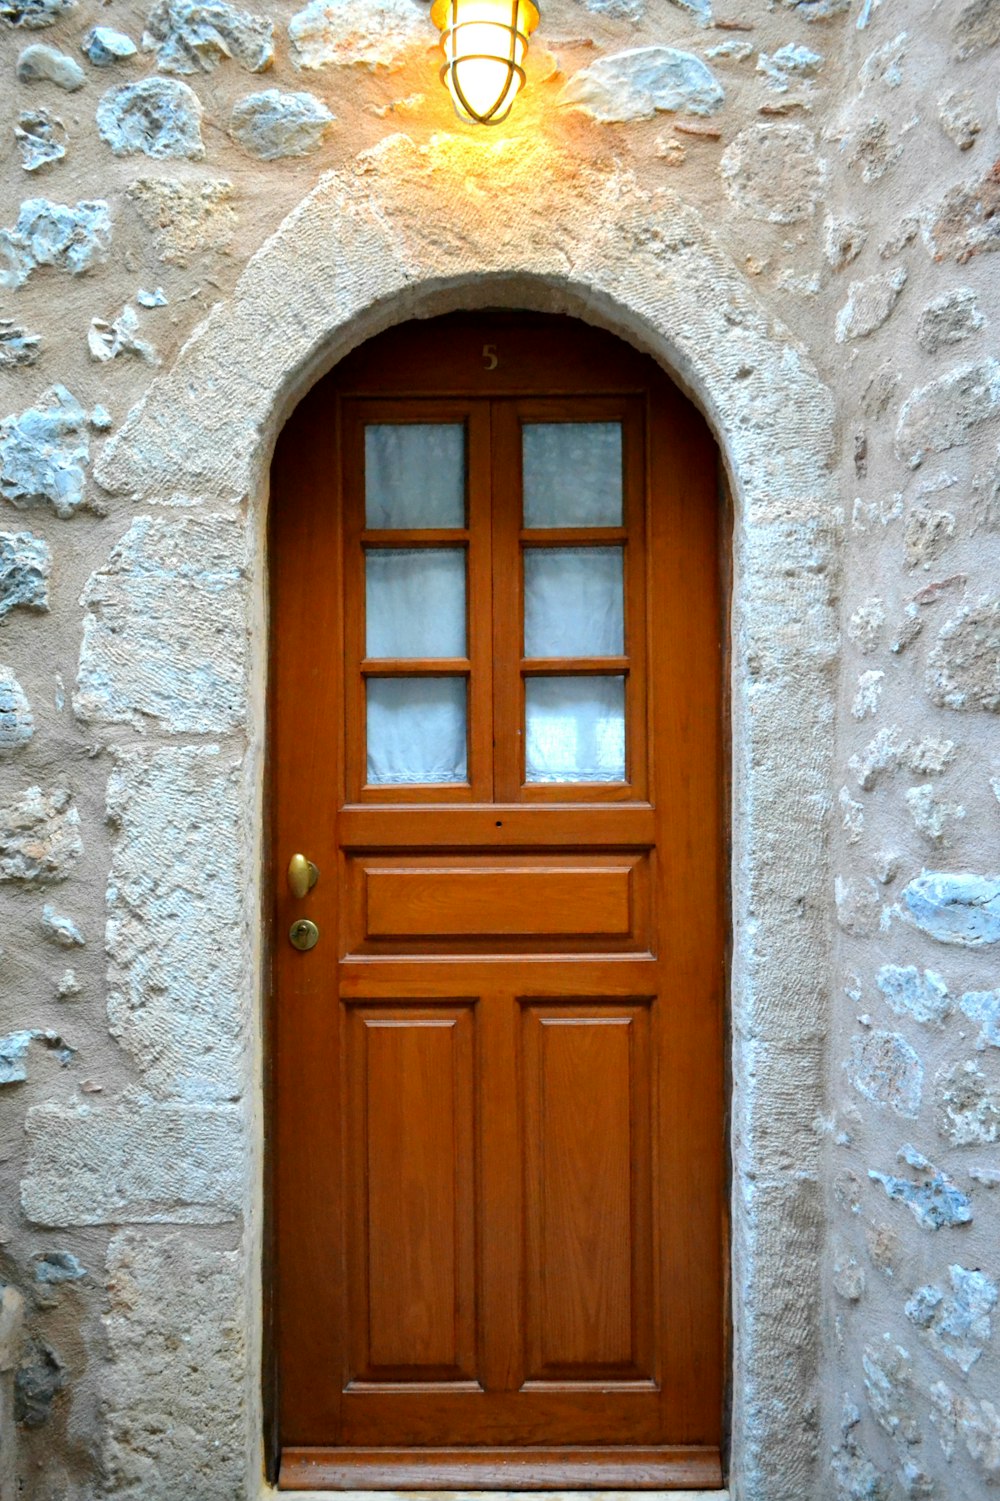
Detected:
[0,1,998,1500]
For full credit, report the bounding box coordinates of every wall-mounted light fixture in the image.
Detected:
[430,0,540,126]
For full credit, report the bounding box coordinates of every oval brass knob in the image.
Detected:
[289,918,320,952]
[288,853,319,900]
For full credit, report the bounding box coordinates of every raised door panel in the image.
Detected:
[344,1003,478,1384]
[521,1003,654,1384]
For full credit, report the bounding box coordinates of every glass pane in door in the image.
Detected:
[522,423,623,528]
[523,547,624,658]
[525,676,626,783]
[365,425,466,528]
[367,676,468,785]
[366,549,467,659]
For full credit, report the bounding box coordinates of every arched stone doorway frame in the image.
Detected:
[87,137,838,1501]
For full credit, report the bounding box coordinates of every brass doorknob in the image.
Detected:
[287,853,319,900]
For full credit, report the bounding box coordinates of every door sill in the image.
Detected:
[279,1447,723,1490]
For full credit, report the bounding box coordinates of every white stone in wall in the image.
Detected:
[926,596,1000,713]
[0,666,32,753]
[87,303,158,365]
[937,89,981,151]
[917,287,985,353]
[869,1146,973,1230]
[75,513,248,733]
[16,40,85,88]
[936,1060,1000,1145]
[102,1231,246,1500]
[847,1029,923,1118]
[0,384,94,516]
[0,786,80,882]
[876,965,951,1026]
[143,0,274,75]
[40,903,84,946]
[896,359,1000,467]
[22,1100,244,1223]
[0,530,49,615]
[106,745,247,1102]
[80,24,136,64]
[930,1380,1000,1479]
[560,47,724,122]
[720,123,826,223]
[959,990,1000,1050]
[0,199,110,290]
[951,0,1000,61]
[835,267,907,342]
[126,176,237,265]
[96,77,205,158]
[288,0,423,72]
[229,88,334,159]
[905,783,966,846]
[15,108,67,172]
[0,319,41,366]
[900,871,1000,946]
[0,0,75,26]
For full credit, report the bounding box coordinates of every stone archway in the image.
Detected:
[60,134,839,1501]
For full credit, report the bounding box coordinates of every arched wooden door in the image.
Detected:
[269,314,726,1491]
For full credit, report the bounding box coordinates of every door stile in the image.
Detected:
[272,381,348,1442]
[647,372,725,1439]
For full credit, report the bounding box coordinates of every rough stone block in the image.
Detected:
[74,513,248,733]
[125,176,236,265]
[0,320,42,367]
[22,1101,244,1223]
[877,965,951,1026]
[96,78,205,158]
[959,990,1000,1049]
[0,200,111,291]
[106,746,247,1101]
[0,531,49,615]
[15,40,84,87]
[143,0,273,74]
[906,1266,997,1373]
[901,871,1000,946]
[895,358,1000,466]
[721,124,826,223]
[102,1231,246,1499]
[869,1145,973,1230]
[15,108,68,172]
[930,1381,1000,1479]
[560,46,724,122]
[81,24,136,63]
[288,0,423,71]
[936,1060,999,1145]
[926,595,1000,712]
[229,87,334,158]
[0,666,33,753]
[0,0,74,25]
[847,1029,922,1118]
[0,384,95,516]
[917,287,985,351]
[0,787,81,882]
[835,267,907,342]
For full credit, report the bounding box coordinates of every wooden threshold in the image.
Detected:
[279,1447,723,1490]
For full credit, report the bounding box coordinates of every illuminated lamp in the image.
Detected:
[430,0,540,126]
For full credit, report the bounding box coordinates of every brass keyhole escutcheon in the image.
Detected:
[289,918,320,952]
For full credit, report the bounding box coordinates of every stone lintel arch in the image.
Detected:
[89,134,839,1501]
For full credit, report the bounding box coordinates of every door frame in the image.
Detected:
[88,172,840,1500]
[266,315,729,1487]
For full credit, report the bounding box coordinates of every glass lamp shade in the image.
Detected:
[431,0,540,125]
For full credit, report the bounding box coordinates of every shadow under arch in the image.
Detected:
[90,149,839,1501]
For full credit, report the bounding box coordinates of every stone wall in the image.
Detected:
[0,1,998,1499]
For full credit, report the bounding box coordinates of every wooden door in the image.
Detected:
[270,314,725,1491]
